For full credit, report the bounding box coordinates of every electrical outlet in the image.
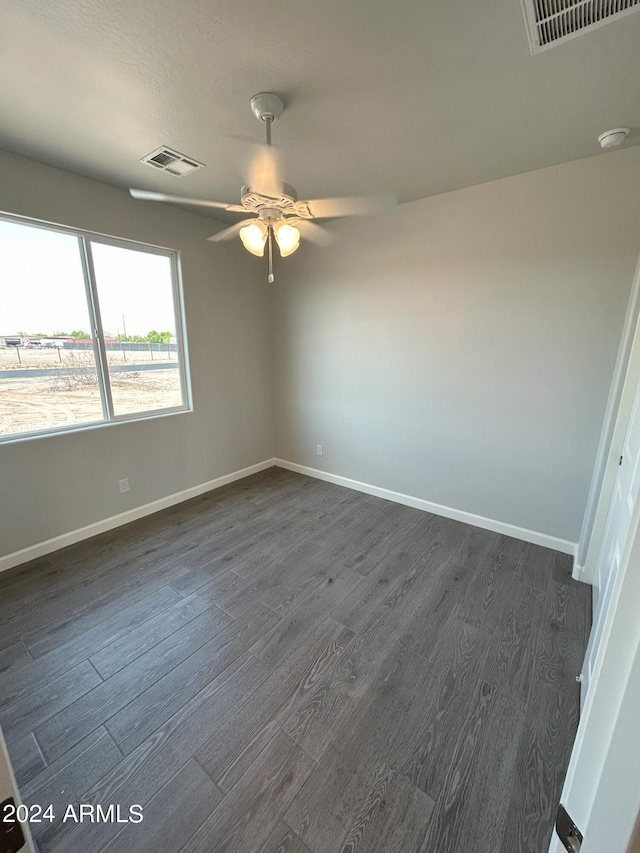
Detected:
[119,478,130,494]
[316,445,323,456]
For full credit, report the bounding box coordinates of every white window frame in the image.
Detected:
[0,210,192,444]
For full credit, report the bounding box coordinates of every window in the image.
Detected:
[0,213,190,441]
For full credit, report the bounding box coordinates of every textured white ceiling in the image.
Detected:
[0,0,638,215]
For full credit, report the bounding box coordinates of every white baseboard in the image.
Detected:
[572,563,584,581]
[2,455,579,575]
[275,458,578,558]
[0,458,277,574]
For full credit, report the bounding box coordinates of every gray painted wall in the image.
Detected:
[273,147,640,543]
[3,146,640,560]
[0,150,275,558]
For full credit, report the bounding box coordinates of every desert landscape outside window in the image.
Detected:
[0,214,190,441]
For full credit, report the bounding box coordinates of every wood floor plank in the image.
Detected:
[0,660,102,741]
[169,513,279,575]
[231,500,351,581]
[35,602,240,762]
[499,684,580,853]
[456,534,525,631]
[3,731,45,788]
[532,577,589,696]
[0,556,189,654]
[452,525,501,569]
[307,492,381,542]
[0,640,31,674]
[333,550,423,632]
[517,542,565,591]
[258,821,312,853]
[340,766,434,853]
[106,602,286,756]
[258,573,327,620]
[454,687,527,853]
[0,585,209,714]
[194,618,354,792]
[0,542,162,627]
[285,641,433,832]
[283,556,458,762]
[234,507,365,585]
[281,642,368,761]
[162,502,290,595]
[0,556,55,608]
[339,502,420,573]
[0,516,184,617]
[169,562,248,599]
[339,516,424,578]
[411,515,474,572]
[213,546,327,619]
[51,652,267,853]
[0,473,274,616]
[549,549,575,587]
[421,682,525,853]
[100,758,222,853]
[23,727,120,802]
[482,581,545,703]
[26,583,180,663]
[398,561,471,660]
[22,727,122,850]
[213,488,330,568]
[250,569,362,667]
[284,730,434,853]
[390,617,493,795]
[89,587,235,679]
[181,731,315,853]
[0,469,589,853]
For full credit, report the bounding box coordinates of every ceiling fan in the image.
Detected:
[130,93,395,282]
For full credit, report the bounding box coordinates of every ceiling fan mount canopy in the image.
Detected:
[250,92,285,124]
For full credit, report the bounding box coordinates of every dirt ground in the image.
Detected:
[0,347,176,370]
[0,348,183,436]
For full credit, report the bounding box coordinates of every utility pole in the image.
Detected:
[122,314,127,339]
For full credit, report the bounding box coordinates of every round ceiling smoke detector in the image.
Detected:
[598,128,630,149]
[250,93,285,123]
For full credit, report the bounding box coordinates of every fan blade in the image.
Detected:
[294,194,396,220]
[206,219,257,242]
[244,145,283,198]
[129,189,246,213]
[288,219,335,247]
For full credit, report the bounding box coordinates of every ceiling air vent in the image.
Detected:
[521,0,640,53]
[140,146,204,177]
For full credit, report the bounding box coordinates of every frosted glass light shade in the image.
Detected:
[240,222,267,256]
[274,222,300,257]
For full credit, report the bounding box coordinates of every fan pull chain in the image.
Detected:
[268,226,274,283]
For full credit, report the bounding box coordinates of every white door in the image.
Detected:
[549,468,640,853]
[581,369,640,705]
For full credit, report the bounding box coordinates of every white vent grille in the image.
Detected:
[522,0,640,52]
[140,147,204,177]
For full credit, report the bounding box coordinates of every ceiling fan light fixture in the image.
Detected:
[130,93,395,284]
[273,221,300,257]
[239,221,268,256]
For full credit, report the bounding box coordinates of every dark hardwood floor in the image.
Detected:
[0,467,590,853]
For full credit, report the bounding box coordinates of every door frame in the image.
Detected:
[579,317,640,703]
[549,475,640,852]
[549,245,640,852]
[577,250,640,582]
